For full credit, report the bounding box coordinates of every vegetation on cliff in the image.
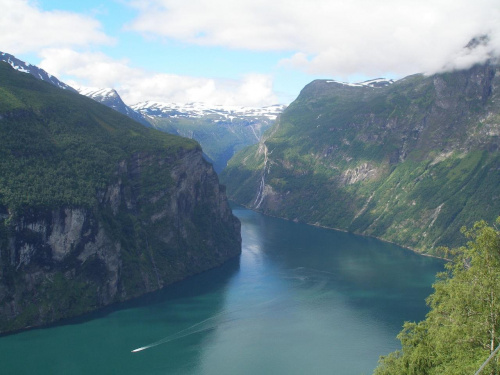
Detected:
[0,62,241,333]
[221,64,500,254]
[374,218,500,374]
[0,62,197,211]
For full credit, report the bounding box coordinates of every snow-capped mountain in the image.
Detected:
[0,51,149,127]
[131,101,286,173]
[326,78,395,88]
[0,51,76,92]
[76,86,150,127]
[0,50,284,172]
[131,101,285,121]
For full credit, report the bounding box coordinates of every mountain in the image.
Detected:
[0,52,151,127]
[221,64,500,255]
[132,101,284,120]
[0,51,76,92]
[132,101,286,172]
[0,61,241,333]
[0,52,283,172]
[76,86,151,127]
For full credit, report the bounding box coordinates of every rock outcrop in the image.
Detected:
[0,148,240,333]
[0,61,241,334]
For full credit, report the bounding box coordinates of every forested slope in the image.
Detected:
[0,62,241,333]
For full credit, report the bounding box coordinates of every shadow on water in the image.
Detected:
[0,256,241,375]
[1,256,241,338]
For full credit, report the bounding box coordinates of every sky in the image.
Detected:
[1,0,499,107]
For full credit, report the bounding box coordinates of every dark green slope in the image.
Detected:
[0,62,197,210]
[0,62,241,333]
[221,64,500,254]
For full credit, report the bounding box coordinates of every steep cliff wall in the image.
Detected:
[0,148,240,333]
[222,63,500,254]
[0,62,241,333]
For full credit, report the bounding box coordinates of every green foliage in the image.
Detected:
[0,62,197,212]
[374,218,500,374]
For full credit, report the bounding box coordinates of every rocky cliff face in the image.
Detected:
[0,148,240,333]
[221,63,500,254]
[0,62,241,334]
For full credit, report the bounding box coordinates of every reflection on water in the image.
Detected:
[0,206,444,375]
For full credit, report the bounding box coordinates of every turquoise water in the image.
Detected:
[0,206,444,374]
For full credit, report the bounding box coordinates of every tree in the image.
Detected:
[374,218,500,375]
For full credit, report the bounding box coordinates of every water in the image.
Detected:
[0,206,444,374]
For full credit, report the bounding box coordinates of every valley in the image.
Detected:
[1,45,499,374]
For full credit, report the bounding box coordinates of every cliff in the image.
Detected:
[221,63,500,254]
[0,62,241,333]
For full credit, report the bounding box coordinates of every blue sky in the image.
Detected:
[1,0,499,106]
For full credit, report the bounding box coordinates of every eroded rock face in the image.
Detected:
[340,163,380,186]
[222,63,500,254]
[0,149,241,333]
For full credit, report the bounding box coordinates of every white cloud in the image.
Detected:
[127,0,500,78]
[0,0,113,54]
[39,49,139,87]
[39,49,278,107]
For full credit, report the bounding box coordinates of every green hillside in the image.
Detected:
[0,62,240,333]
[221,64,500,254]
[0,62,197,211]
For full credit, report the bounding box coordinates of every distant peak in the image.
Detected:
[76,86,118,99]
[130,101,286,120]
[0,51,76,92]
[465,35,490,50]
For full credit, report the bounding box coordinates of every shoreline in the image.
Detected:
[231,201,451,262]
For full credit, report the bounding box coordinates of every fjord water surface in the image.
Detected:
[0,206,444,374]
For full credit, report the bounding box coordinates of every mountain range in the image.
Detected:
[221,63,500,255]
[4,49,497,257]
[132,101,285,172]
[0,51,283,172]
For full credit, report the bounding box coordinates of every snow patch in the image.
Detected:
[76,86,117,99]
[131,101,285,121]
[326,78,395,88]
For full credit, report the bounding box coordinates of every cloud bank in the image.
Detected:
[0,0,277,106]
[128,0,500,78]
[2,0,499,106]
[39,49,277,107]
